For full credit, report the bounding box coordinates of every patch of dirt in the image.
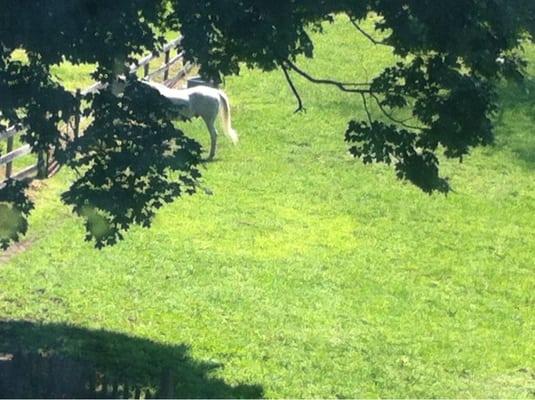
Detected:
[465,368,535,398]
[26,179,48,201]
[0,237,35,265]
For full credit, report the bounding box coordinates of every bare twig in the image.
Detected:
[281,64,305,113]
[349,18,390,47]
[369,92,425,130]
[361,93,373,125]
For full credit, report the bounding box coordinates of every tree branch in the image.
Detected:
[281,63,305,113]
[284,60,372,94]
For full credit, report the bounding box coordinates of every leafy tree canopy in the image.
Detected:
[1,0,533,248]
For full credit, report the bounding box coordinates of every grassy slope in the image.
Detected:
[1,17,534,398]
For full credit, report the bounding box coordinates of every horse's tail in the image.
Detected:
[218,90,239,144]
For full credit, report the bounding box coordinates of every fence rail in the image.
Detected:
[0,37,194,188]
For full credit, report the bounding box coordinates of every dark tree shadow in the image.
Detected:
[493,77,535,168]
[0,320,263,399]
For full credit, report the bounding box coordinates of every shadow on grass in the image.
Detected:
[494,77,535,168]
[0,320,263,399]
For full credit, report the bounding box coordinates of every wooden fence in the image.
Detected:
[0,37,194,188]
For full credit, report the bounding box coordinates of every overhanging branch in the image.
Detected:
[282,60,426,132]
[284,60,372,94]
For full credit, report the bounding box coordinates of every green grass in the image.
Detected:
[1,16,534,398]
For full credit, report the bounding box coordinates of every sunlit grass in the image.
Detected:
[0,16,534,398]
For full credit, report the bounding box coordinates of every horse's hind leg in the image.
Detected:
[200,100,220,161]
[205,121,218,161]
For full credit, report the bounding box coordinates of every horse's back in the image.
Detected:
[142,80,220,120]
[185,85,220,100]
[185,86,221,119]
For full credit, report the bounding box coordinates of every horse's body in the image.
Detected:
[140,80,238,160]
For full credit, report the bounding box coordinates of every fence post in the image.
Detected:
[5,136,14,178]
[74,89,81,139]
[163,50,170,81]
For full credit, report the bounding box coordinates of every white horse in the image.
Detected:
[110,77,238,160]
[140,80,238,160]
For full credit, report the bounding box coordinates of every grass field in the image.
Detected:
[1,16,534,398]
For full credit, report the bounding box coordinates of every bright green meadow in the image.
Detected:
[0,16,534,398]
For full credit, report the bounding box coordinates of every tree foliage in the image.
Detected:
[59,79,202,247]
[0,0,533,248]
[0,179,33,250]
